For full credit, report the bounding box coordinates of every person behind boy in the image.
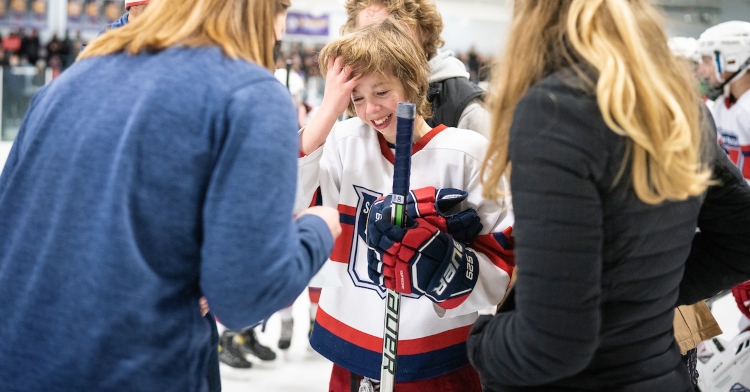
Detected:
[297,18,514,391]
[698,21,750,184]
[341,0,489,137]
[698,20,750,339]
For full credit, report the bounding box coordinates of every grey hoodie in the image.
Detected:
[428,50,490,138]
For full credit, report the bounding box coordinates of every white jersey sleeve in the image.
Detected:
[434,152,513,319]
[294,128,344,214]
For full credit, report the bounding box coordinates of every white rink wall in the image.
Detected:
[0,142,11,172]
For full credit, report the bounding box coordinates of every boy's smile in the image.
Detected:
[351,73,404,142]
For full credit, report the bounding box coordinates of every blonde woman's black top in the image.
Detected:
[467,69,750,391]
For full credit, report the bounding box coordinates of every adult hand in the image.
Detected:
[199,297,209,317]
[298,206,342,240]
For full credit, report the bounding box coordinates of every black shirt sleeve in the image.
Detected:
[678,114,750,305]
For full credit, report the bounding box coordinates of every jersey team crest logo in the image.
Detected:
[347,185,419,299]
[347,185,383,295]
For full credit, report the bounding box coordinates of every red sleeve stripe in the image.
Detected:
[315,307,472,355]
[308,287,322,303]
[308,187,323,208]
[471,227,515,276]
[330,204,357,263]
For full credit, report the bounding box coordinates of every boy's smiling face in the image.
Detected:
[351,73,406,143]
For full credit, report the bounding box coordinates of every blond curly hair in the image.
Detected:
[320,17,432,119]
[341,0,444,59]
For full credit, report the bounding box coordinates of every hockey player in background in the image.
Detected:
[698,21,750,184]
[666,36,724,390]
[669,37,718,114]
[297,18,514,391]
[698,21,750,340]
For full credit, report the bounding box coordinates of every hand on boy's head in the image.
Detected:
[321,56,361,118]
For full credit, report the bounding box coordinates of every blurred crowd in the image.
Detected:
[0,29,490,103]
[455,46,492,84]
[0,28,87,75]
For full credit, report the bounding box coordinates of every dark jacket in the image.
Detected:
[467,69,750,391]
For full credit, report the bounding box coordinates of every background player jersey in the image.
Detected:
[296,119,514,382]
[713,92,750,184]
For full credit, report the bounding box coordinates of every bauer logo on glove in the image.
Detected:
[433,240,475,296]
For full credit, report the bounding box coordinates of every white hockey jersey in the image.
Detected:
[713,92,750,184]
[297,119,514,382]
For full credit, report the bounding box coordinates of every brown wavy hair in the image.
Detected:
[341,0,444,59]
[79,0,291,71]
[319,17,432,119]
[481,0,712,204]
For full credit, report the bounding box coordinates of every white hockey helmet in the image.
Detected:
[695,331,750,392]
[697,21,750,83]
[669,37,700,62]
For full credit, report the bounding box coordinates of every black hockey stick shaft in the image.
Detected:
[285,59,292,90]
[380,102,415,391]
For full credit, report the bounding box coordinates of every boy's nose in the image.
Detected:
[366,102,381,116]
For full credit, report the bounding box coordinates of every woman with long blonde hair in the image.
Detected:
[0,0,342,390]
[467,0,750,390]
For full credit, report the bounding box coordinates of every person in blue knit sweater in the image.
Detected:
[0,0,340,391]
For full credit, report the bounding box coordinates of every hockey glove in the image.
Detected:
[366,212,479,308]
[370,187,483,244]
[732,281,750,320]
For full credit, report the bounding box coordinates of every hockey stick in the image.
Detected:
[379,102,415,392]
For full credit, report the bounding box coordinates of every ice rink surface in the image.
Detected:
[219,289,745,391]
[220,290,332,392]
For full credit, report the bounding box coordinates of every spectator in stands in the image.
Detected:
[46,33,62,65]
[20,28,40,65]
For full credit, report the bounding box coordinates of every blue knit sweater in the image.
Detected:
[0,47,333,391]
